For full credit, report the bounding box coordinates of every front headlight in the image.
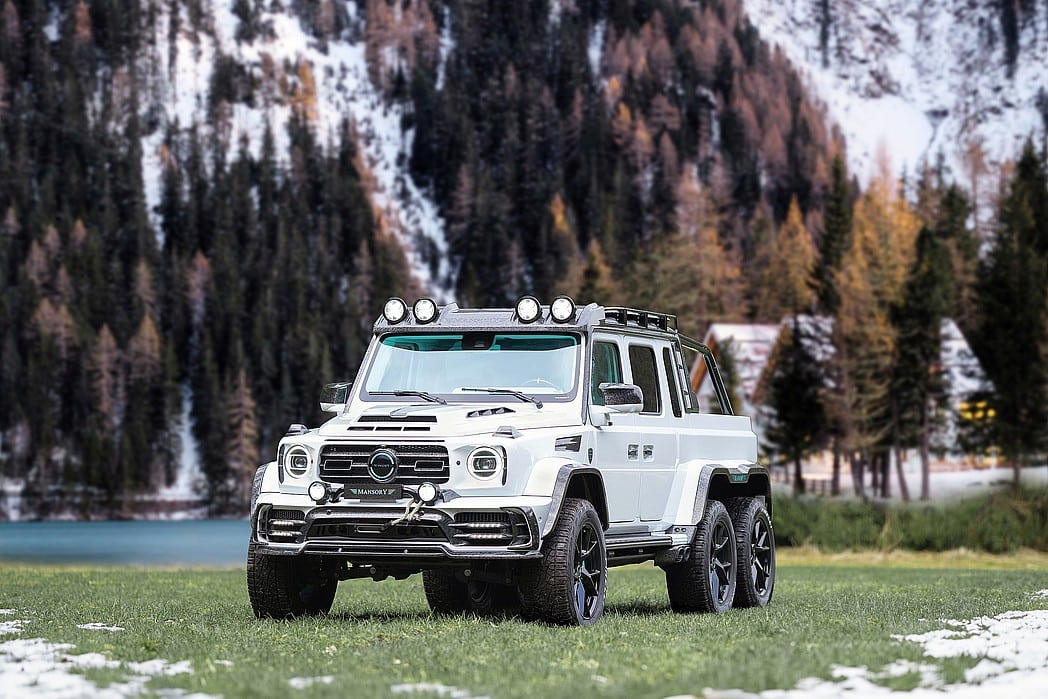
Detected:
[466,446,504,480]
[285,445,312,478]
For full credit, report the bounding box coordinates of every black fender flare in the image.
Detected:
[689,463,772,525]
[544,465,609,537]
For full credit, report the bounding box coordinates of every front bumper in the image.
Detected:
[251,496,547,563]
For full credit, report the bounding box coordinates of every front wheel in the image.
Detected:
[664,499,736,613]
[247,542,338,619]
[518,498,606,626]
[727,497,775,607]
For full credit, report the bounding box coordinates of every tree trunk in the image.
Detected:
[880,450,891,499]
[850,451,866,499]
[871,452,880,494]
[831,439,841,496]
[919,414,931,500]
[893,444,910,503]
[793,455,805,495]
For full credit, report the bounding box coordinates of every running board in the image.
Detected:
[605,534,675,567]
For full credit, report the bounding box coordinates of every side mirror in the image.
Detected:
[320,381,352,413]
[598,382,644,413]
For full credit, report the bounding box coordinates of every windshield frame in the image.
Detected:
[358,331,584,405]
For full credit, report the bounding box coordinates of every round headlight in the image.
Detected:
[417,482,439,504]
[413,298,438,323]
[467,446,504,480]
[308,481,329,503]
[550,295,576,322]
[515,295,541,323]
[285,446,310,478]
[383,297,408,323]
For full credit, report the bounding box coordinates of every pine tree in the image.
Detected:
[973,142,1048,482]
[816,154,853,313]
[226,368,259,508]
[764,319,826,494]
[755,197,817,319]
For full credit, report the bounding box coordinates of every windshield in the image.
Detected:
[362,333,581,403]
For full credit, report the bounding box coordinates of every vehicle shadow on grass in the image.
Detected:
[605,601,674,618]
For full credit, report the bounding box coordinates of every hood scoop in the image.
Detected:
[348,414,437,432]
[467,406,516,418]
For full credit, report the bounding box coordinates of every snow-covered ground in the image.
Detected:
[692,599,1048,699]
[743,0,1048,185]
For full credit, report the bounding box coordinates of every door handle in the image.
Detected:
[643,445,654,461]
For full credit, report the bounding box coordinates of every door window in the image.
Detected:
[627,345,661,414]
[591,341,622,405]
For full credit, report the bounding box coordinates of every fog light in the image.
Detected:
[308,481,329,503]
[515,295,541,323]
[383,297,408,323]
[417,482,439,504]
[413,297,438,323]
[550,295,576,322]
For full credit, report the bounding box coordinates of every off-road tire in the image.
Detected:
[665,499,737,613]
[247,542,338,619]
[517,498,606,626]
[422,571,519,617]
[726,497,775,608]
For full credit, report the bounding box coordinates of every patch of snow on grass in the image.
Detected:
[77,623,125,632]
[691,606,1048,698]
[0,637,213,699]
[0,619,25,634]
[0,609,15,614]
[289,675,334,689]
[391,682,490,699]
[1033,590,1048,599]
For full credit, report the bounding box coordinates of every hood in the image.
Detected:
[317,402,582,438]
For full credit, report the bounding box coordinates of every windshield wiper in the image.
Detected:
[371,390,447,405]
[461,387,543,409]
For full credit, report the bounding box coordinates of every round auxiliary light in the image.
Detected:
[413,297,438,323]
[308,481,329,503]
[417,482,439,504]
[383,297,408,324]
[467,446,504,480]
[285,446,310,478]
[550,295,576,322]
[515,295,542,323]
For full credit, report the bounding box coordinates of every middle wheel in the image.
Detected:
[664,499,737,613]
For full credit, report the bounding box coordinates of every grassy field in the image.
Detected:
[2,550,1047,698]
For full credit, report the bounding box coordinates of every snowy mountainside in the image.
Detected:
[137,0,451,296]
[743,0,1048,184]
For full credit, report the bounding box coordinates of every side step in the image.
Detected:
[605,534,674,567]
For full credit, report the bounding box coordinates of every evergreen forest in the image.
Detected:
[0,0,1045,518]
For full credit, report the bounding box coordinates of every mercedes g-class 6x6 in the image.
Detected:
[247,296,774,626]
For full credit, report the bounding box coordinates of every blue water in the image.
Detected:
[0,520,249,566]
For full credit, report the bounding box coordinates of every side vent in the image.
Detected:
[555,435,582,452]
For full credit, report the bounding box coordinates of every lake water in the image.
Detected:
[0,520,248,566]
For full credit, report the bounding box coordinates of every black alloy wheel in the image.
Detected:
[727,497,776,607]
[664,499,737,613]
[573,519,604,622]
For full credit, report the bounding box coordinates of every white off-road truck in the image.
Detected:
[247,296,774,626]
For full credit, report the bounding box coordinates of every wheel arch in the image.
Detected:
[690,464,772,524]
[538,464,609,537]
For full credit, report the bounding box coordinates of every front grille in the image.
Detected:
[261,508,305,543]
[449,511,531,546]
[318,443,450,484]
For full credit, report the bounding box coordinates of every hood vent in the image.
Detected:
[350,414,436,432]
[358,414,437,423]
[467,406,515,418]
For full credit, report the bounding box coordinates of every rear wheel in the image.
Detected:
[518,498,606,626]
[247,542,338,619]
[727,497,775,607]
[665,499,736,613]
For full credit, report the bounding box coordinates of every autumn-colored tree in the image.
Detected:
[89,324,124,435]
[755,197,817,319]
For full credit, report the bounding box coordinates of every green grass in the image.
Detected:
[1,557,1047,698]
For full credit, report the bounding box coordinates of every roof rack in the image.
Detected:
[602,307,678,332]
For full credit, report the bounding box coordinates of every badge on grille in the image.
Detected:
[368,448,399,483]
